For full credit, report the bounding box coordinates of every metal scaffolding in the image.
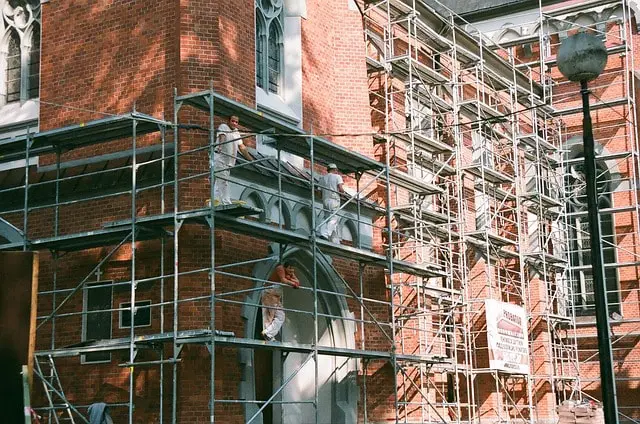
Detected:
[462,0,640,421]
[0,83,461,423]
[0,0,638,423]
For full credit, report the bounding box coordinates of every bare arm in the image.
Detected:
[238,143,253,161]
[275,265,299,288]
[288,271,300,286]
[216,133,226,153]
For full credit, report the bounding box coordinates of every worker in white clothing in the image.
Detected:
[317,163,345,243]
[261,261,300,341]
[209,115,253,206]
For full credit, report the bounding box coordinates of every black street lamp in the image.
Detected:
[557,31,619,424]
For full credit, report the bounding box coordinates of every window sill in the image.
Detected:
[256,87,300,124]
[0,100,39,132]
[575,314,624,327]
[574,316,597,326]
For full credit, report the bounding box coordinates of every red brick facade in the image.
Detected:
[1,0,639,422]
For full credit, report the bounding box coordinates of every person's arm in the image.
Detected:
[288,271,300,287]
[275,265,299,288]
[315,176,324,195]
[238,143,253,161]
[276,265,300,289]
[337,175,345,194]
[216,132,226,154]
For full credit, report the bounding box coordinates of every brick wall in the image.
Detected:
[27,0,401,422]
[18,0,640,423]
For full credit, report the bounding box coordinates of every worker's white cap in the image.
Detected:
[327,163,338,170]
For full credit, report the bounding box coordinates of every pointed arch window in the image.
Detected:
[1,1,41,107]
[256,0,283,96]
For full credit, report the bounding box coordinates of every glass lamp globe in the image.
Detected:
[557,32,607,82]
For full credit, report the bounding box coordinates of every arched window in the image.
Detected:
[256,0,283,96]
[566,153,619,315]
[1,1,41,107]
[5,30,21,104]
[244,253,358,423]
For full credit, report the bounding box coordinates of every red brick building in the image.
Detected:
[0,0,638,423]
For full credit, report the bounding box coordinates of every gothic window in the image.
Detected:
[1,0,41,106]
[256,0,283,95]
[566,154,619,315]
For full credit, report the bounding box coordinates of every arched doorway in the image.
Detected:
[240,246,357,424]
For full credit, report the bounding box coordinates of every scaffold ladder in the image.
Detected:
[34,355,82,424]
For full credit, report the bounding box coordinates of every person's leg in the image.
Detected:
[213,164,223,203]
[319,201,333,239]
[214,167,231,205]
[326,199,340,243]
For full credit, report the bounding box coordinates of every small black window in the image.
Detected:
[119,300,152,328]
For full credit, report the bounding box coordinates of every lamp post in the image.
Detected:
[557,32,619,424]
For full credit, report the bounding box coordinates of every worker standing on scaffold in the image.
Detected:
[207,115,253,207]
[318,163,345,243]
[261,261,300,341]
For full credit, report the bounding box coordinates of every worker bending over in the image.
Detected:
[261,262,300,341]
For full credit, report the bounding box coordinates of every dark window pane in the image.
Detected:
[268,24,281,95]
[6,30,21,103]
[256,15,265,89]
[84,283,112,362]
[29,25,40,99]
[120,301,151,328]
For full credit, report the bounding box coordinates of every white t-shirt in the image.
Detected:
[216,123,243,167]
[319,173,343,201]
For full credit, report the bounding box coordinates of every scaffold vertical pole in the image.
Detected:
[209,85,217,424]
[172,88,181,424]
[23,129,30,251]
[159,114,166,424]
[128,109,138,424]
[309,132,320,424]
[384,132,399,423]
